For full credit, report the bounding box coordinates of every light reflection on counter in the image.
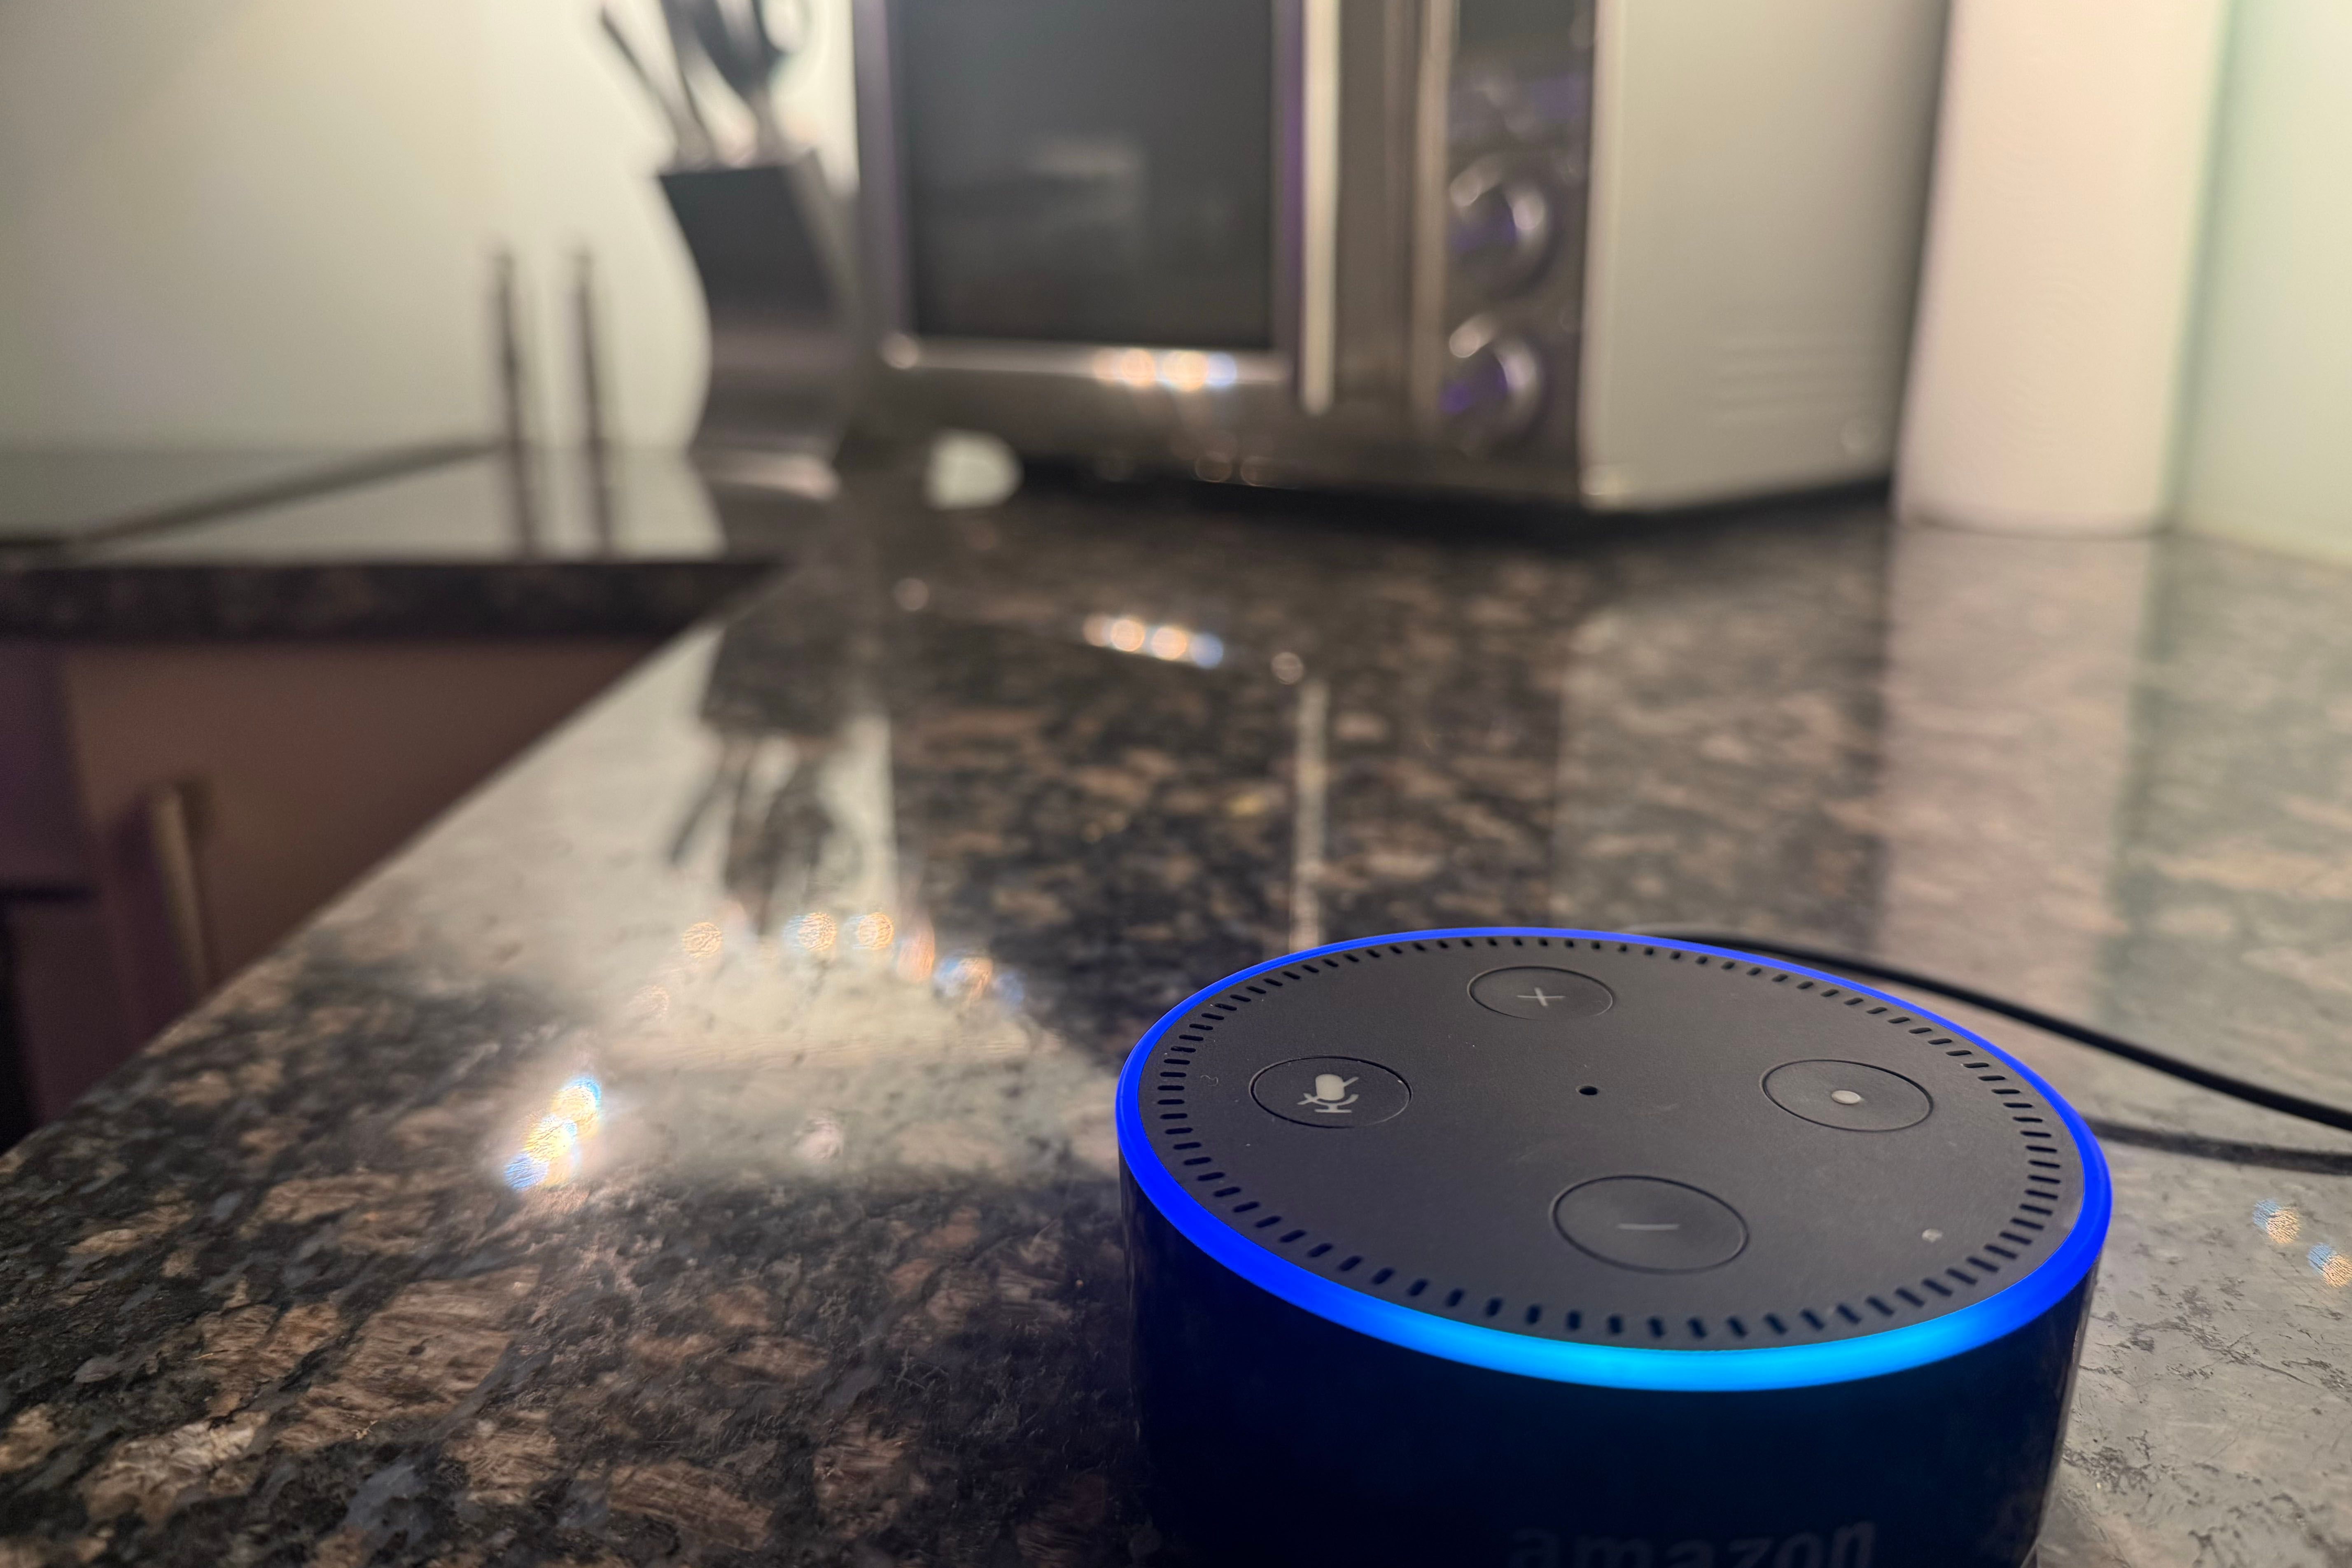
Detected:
[1082,612,1224,668]
[479,878,1090,1192]
[505,1075,604,1191]
[793,1114,845,1164]
[2254,1198,2301,1244]
[2311,1245,2351,1288]
[475,609,1124,1193]
[794,911,838,954]
[936,955,993,1000]
[2252,1198,2350,1291]
[896,916,937,983]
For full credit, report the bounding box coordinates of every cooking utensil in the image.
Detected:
[655,0,723,163]
[599,3,716,165]
[684,0,798,160]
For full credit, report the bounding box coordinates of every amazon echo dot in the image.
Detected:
[1117,929,2109,1568]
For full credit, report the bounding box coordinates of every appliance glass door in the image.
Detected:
[894,0,1277,349]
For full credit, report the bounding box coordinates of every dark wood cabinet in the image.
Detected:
[0,636,656,1136]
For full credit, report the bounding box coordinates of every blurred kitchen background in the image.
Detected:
[0,0,854,455]
[0,0,2347,1142]
[2,0,2343,546]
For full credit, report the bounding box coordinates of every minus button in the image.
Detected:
[1554,1176,1748,1272]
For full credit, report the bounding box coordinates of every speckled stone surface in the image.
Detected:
[0,451,782,639]
[0,463,2346,1567]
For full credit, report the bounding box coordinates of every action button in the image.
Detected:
[1469,966,1614,1021]
[1554,1176,1748,1272]
[1251,1057,1411,1129]
[1764,1060,1932,1132]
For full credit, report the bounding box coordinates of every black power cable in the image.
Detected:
[1634,929,2352,1138]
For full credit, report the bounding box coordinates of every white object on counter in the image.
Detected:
[1896,0,2228,536]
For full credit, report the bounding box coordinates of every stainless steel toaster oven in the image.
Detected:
[852,0,1948,509]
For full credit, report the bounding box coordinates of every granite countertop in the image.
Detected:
[0,447,817,638]
[0,456,2346,1566]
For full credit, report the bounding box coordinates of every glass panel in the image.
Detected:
[895,0,1276,348]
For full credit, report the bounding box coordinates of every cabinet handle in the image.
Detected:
[144,780,213,998]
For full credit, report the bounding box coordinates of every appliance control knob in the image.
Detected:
[1439,319,1545,454]
[1449,159,1554,297]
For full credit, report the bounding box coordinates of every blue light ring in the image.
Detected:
[1116,926,2111,1393]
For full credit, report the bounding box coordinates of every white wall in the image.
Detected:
[0,0,855,451]
[2175,0,2352,562]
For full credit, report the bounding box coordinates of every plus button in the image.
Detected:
[1470,966,1615,1021]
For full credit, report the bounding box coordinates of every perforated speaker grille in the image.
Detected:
[1135,932,2089,1349]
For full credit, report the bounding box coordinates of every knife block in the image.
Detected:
[660,152,862,453]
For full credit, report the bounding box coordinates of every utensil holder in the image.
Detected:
[661,151,861,453]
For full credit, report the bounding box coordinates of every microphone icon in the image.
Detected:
[1299,1073,1360,1114]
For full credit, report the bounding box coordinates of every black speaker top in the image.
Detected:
[1117,928,2110,1391]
